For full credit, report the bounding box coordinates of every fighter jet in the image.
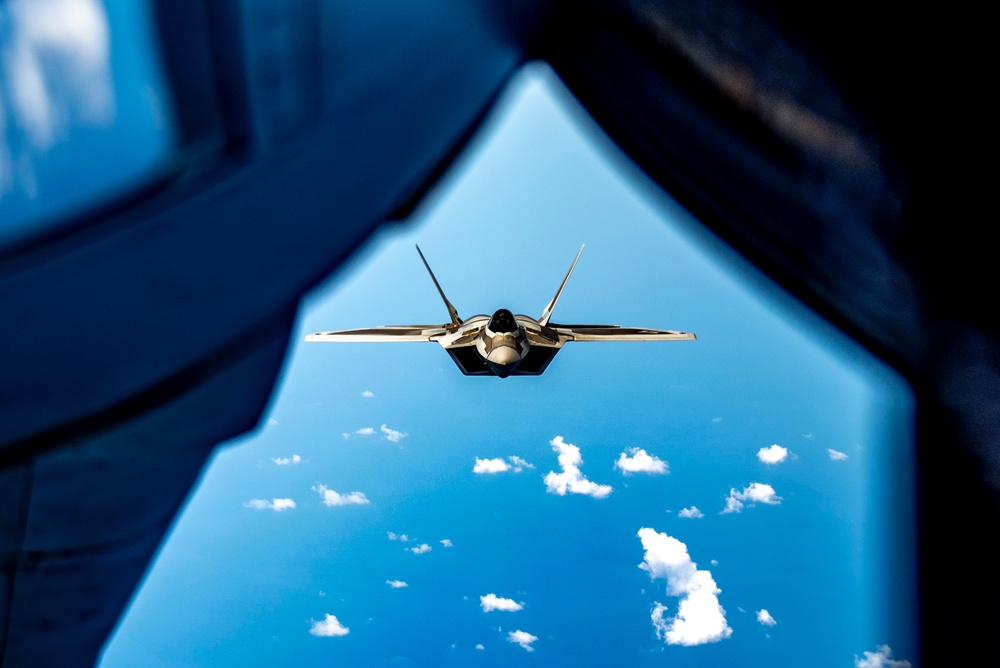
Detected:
[306,245,695,377]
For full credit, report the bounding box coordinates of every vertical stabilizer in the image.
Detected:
[416,245,462,325]
[539,245,584,326]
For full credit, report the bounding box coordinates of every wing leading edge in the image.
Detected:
[549,325,696,342]
[305,326,451,342]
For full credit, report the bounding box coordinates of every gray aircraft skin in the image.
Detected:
[306,245,695,377]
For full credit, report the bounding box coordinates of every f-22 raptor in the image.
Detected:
[306,245,695,377]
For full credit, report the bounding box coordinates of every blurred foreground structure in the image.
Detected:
[0,1,992,664]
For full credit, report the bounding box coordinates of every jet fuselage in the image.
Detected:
[476,309,530,377]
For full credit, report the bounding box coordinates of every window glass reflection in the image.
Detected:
[0,0,176,246]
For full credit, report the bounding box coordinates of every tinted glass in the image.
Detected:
[488,309,518,333]
[0,0,176,247]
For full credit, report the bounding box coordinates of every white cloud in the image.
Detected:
[267,418,278,426]
[271,498,296,511]
[756,444,788,465]
[244,498,296,511]
[480,594,523,612]
[615,447,668,475]
[313,484,370,507]
[362,390,374,398]
[387,532,397,540]
[386,580,408,589]
[381,424,406,442]
[508,456,534,471]
[678,506,704,519]
[756,609,776,626]
[440,539,453,547]
[854,645,912,668]
[507,630,537,652]
[341,432,351,440]
[354,427,376,437]
[475,644,485,650]
[543,436,612,499]
[473,457,510,474]
[828,448,849,461]
[473,456,535,473]
[309,613,349,637]
[637,527,732,646]
[651,602,669,641]
[408,543,432,555]
[712,417,722,423]
[272,454,302,465]
[722,482,782,514]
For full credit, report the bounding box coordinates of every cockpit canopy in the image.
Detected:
[488,309,518,333]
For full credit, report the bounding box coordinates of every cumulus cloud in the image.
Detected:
[388,532,410,542]
[386,580,408,589]
[650,602,670,641]
[615,448,668,475]
[473,457,510,474]
[854,645,912,668]
[313,484,370,507]
[475,644,485,650]
[272,454,302,465]
[678,506,704,519]
[244,498,296,511]
[351,427,375,437]
[756,609,776,626]
[637,527,732,646]
[828,448,849,461]
[543,436,612,499]
[507,630,537,651]
[408,543,432,555]
[362,390,374,398]
[508,456,534,471]
[480,594,523,612]
[381,424,406,442]
[757,444,788,465]
[309,613,350,637]
[440,539,453,547]
[473,456,534,473]
[722,482,782,514]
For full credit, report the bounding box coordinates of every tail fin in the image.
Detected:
[416,245,462,325]
[539,245,584,326]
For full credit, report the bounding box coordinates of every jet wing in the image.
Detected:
[305,325,451,342]
[549,325,696,342]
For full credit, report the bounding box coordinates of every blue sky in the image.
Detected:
[99,64,918,668]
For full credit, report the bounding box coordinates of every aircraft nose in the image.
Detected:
[486,343,521,378]
[487,346,520,366]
